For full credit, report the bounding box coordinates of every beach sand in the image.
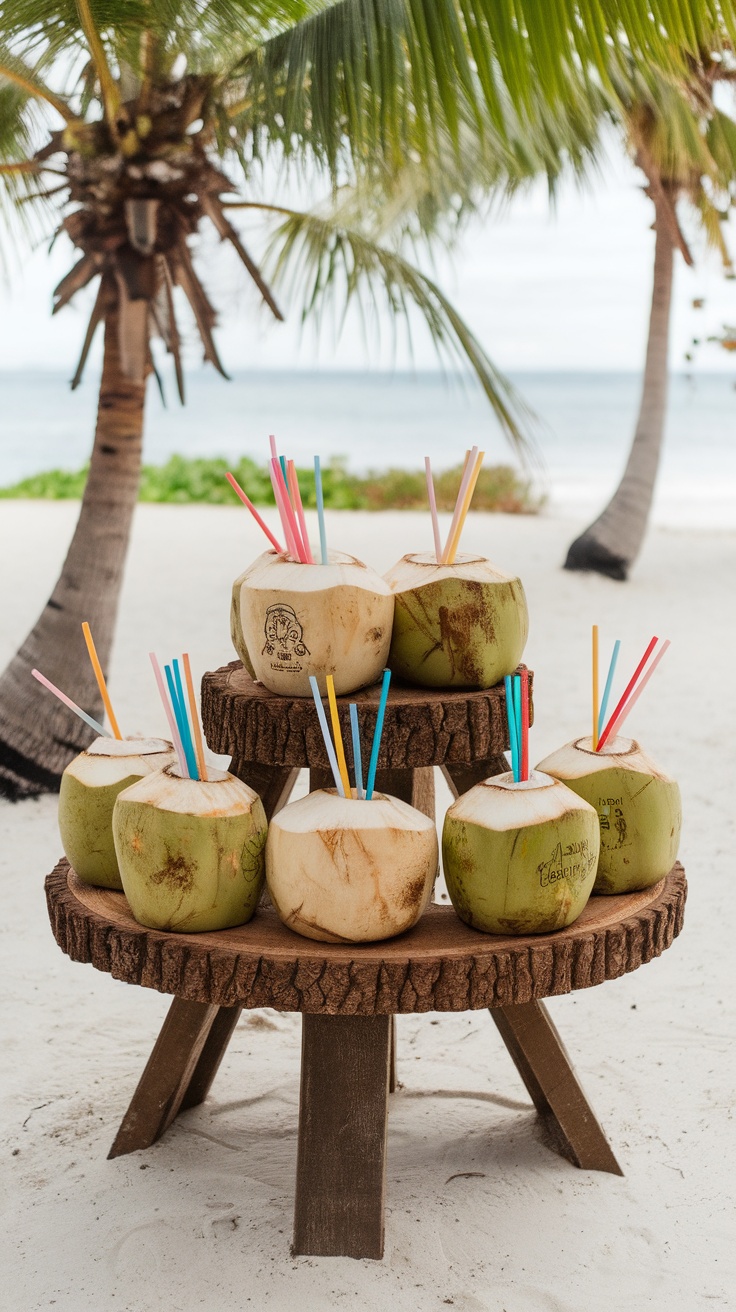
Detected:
[1,502,733,1311]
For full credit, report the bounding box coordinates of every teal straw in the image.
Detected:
[349,703,364,799]
[513,675,522,782]
[309,676,345,796]
[172,659,200,780]
[365,669,391,800]
[166,662,198,780]
[598,639,621,736]
[504,675,519,782]
[279,454,287,484]
[314,456,328,565]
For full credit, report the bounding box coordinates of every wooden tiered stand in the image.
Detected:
[45,661,686,1261]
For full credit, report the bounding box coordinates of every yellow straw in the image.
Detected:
[326,674,351,798]
[592,624,599,750]
[445,450,485,565]
[183,653,208,781]
[81,621,121,739]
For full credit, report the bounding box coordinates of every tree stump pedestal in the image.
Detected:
[44,662,687,1260]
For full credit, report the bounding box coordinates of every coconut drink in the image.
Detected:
[442,770,600,934]
[384,552,528,689]
[267,787,438,942]
[58,736,175,889]
[113,763,268,932]
[536,736,681,895]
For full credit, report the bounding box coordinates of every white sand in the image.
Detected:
[1,503,734,1312]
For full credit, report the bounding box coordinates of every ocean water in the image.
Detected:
[1,369,734,528]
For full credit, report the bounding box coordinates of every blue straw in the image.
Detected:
[365,669,391,801]
[309,676,345,796]
[598,639,621,736]
[166,662,198,780]
[513,675,522,782]
[504,675,519,782]
[314,456,328,565]
[172,659,200,780]
[349,703,364,799]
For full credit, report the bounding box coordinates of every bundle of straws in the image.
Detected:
[424,446,485,565]
[504,670,530,783]
[309,669,391,801]
[226,436,329,565]
[591,627,671,752]
[33,621,122,739]
[149,652,208,780]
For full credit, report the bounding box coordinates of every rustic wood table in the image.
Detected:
[44,664,687,1261]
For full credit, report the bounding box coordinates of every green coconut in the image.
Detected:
[442,770,600,934]
[113,764,268,931]
[266,788,438,942]
[536,736,681,894]
[58,736,175,889]
[234,548,394,697]
[384,552,528,689]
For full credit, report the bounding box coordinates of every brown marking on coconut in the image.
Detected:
[149,852,195,892]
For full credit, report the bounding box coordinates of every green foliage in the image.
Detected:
[0,455,540,512]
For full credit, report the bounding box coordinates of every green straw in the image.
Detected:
[365,669,391,800]
[598,639,621,736]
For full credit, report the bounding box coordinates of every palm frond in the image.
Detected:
[0,49,74,121]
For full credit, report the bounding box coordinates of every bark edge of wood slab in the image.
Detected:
[200,661,534,768]
[46,860,686,1015]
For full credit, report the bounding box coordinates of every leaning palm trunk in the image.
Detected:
[0,297,146,799]
[564,200,675,580]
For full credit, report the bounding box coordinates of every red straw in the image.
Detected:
[603,640,670,744]
[521,667,529,781]
[226,472,284,554]
[597,635,658,751]
[269,460,301,560]
[288,460,314,563]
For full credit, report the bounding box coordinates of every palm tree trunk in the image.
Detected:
[564,201,675,580]
[0,298,146,798]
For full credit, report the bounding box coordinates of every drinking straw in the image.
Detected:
[521,667,529,782]
[424,457,442,564]
[269,435,299,552]
[326,674,352,798]
[269,460,301,560]
[349,702,364,799]
[172,659,200,780]
[365,668,391,801]
[504,675,519,782]
[445,449,485,565]
[314,456,328,565]
[598,639,621,737]
[81,621,121,739]
[273,456,305,561]
[592,624,599,751]
[441,446,477,563]
[149,652,187,774]
[166,662,198,780]
[603,640,671,743]
[183,653,208,781]
[597,634,658,751]
[31,669,110,738]
[225,471,284,554]
[288,460,314,564]
[308,675,345,796]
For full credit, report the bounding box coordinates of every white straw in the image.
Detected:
[309,676,346,796]
[424,457,442,564]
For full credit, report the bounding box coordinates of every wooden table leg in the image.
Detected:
[179,1004,243,1111]
[108,998,220,1158]
[491,1000,623,1175]
[294,1014,392,1259]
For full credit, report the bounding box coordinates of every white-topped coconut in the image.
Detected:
[58,736,175,889]
[233,548,394,697]
[266,788,438,942]
[537,736,681,894]
[113,763,268,932]
[442,769,599,934]
[384,552,528,689]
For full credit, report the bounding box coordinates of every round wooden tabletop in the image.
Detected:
[46,859,686,1016]
[201,661,533,769]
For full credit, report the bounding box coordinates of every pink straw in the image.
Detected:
[149,652,187,774]
[269,460,301,560]
[603,640,671,744]
[31,669,110,738]
[226,472,284,554]
[288,460,314,563]
[442,446,478,563]
[425,457,442,564]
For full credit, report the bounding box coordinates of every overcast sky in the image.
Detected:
[1,141,734,375]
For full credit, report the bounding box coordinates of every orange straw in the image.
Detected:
[445,449,485,565]
[592,624,599,750]
[81,621,121,738]
[441,447,474,563]
[597,635,658,751]
[182,653,208,781]
[288,460,314,563]
[326,674,351,797]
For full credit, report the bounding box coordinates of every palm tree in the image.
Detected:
[565,51,736,579]
[0,1,731,796]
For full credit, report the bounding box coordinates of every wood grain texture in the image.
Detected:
[46,860,686,1016]
[201,661,534,769]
